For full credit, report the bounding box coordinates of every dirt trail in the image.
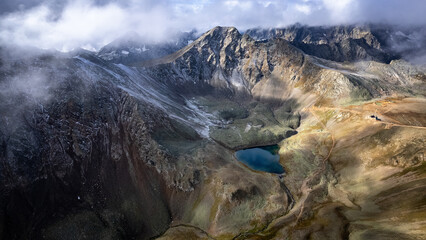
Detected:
[314,106,426,130]
[292,108,336,227]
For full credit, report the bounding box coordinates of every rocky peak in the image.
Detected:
[199,26,241,44]
[200,27,243,73]
[188,26,243,59]
[140,26,247,91]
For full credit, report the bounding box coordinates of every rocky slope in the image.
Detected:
[0,25,425,240]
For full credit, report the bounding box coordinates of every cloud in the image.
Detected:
[0,0,177,51]
[0,0,425,51]
[0,61,53,134]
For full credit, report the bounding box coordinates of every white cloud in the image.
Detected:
[224,0,253,10]
[294,4,312,15]
[0,0,175,51]
[322,0,356,23]
[0,0,425,51]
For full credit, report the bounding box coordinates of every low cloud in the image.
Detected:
[0,64,53,135]
[0,0,176,51]
[0,0,425,51]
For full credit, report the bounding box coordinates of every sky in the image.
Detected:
[0,0,425,51]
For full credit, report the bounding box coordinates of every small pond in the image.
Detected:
[235,145,284,174]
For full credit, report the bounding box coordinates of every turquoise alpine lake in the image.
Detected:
[235,145,284,174]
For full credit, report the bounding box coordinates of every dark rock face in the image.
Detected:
[0,50,198,240]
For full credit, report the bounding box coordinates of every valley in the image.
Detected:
[0,25,425,240]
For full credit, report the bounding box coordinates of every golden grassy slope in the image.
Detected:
[157,97,425,239]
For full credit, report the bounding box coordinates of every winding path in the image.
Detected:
[292,108,336,227]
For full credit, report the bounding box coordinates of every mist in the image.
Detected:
[1,0,426,51]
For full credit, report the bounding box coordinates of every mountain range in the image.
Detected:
[0,24,425,240]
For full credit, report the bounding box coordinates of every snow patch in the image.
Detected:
[74,56,124,81]
[181,99,217,138]
[229,69,249,91]
[244,123,252,133]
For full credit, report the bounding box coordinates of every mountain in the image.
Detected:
[141,26,424,104]
[246,24,426,64]
[0,25,425,240]
[97,31,198,64]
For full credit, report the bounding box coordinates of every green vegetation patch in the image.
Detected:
[208,101,299,149]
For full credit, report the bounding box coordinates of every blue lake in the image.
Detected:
[235,145,284,174]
